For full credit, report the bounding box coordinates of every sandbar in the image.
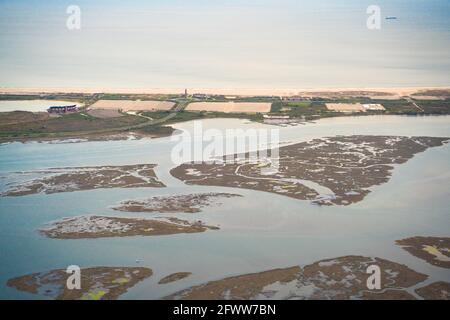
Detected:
[113,193,241,214]
[1,164,165,197]
[39,215,219,239]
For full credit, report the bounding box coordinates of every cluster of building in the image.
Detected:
[362,104,385,111]
[282,96,311,102]
[47,105,79,114]
[184,89,238,101]
[325,103,385,113]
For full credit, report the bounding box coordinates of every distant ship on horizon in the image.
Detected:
[386,16,398,20]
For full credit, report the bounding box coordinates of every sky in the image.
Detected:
[0,0,449,89]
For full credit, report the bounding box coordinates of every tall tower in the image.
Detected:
[184,89,188,98]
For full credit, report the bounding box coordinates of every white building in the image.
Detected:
[362,104,385,111]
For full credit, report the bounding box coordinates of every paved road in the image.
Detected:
[405,97,424,112]
[127,100,188,129]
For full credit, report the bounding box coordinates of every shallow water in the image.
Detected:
[0,115,449,299]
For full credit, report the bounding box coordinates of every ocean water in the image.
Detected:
[0,115,449,299]
[0,0,449,89]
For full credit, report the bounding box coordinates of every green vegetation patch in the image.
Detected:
[0,112,146,137]
[142,110,263,124]
[414,99,450,114]
[269,100,336,120]
[375,99,419,114]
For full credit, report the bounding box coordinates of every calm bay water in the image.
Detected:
[0,115,449,299]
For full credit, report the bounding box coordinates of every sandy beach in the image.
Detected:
[1,86,449,97]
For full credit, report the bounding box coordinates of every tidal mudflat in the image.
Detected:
[396,237,450,269]
[171,135,449,206]
[113,193,241,214]
[7,267,152,300]
[166,256,429,300]
[415,282,450,300]
[1,164,164,197]
[40,216,219,239]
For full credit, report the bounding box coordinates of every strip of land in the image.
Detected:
[113,193,241,214]
[0,110,176,143]
[1,86,449,97]
[39,215,219,239]
[1,88,449,143]
[159,272,192,285]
